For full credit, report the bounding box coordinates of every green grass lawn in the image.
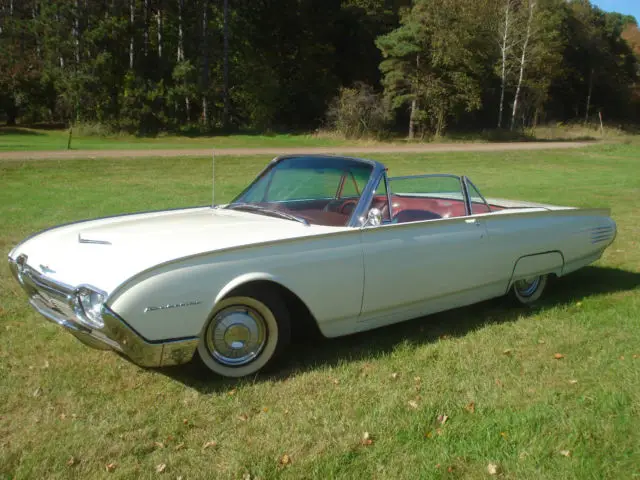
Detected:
[0,127,365,152]
[1,144,639,479]
[2,124,633,153]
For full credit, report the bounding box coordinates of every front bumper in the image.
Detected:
[9,255,197,367]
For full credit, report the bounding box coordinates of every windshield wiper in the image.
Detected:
[225,203,309,226]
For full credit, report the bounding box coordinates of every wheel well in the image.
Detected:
[224,280,323,340]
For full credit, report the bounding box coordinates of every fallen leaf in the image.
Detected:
[59,413,66,420]
[105,462,117,473]
[568,379,578,385]
[228,389,237,396]
[66,456,77,467]
[435,463,440,469]
[43,360,49,369]
[33,387,42,398]
[414,376,421,382]
[391,372,399,380]
[464,402,475,414]
[166,435,174,442]
[155,463,166,473]
[447,466,454,473]
[633,354,638,359]
[202,441,217,450]
[182,418,189,425]
[554,353,565,360]
[332,378,340,385]
[242,474,251,480]
[495,378,503,386]
[500,432,508,439]
[538,339,546,344]
[361,432,374,446]
[174,443,185,451]
[237,413,248,422]
[503,348,513,356]
[262,407,269,413]
[436,428,443,436]
[154,441,165,449]
[437,414,448,425]
[487,463,499,475]
[559,450,571,457]
[425,431,433,438]
[408,400,418,409]
[279,454,292,466]
[619,355,625,360]
[439,334,450,340]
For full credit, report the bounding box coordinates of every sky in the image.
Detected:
[591,0,640,23]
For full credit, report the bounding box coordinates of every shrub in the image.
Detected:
[326,83,389,139]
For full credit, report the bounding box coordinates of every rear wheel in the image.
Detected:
[198,287,291,378]
[511,274,548,305]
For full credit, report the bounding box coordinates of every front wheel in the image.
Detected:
[511,274,548,306]
[198,287,291,378]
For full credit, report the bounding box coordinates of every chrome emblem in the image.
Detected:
[39,264,56,274]
[144,301,202,314]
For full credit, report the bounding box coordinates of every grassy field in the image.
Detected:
[0,144,639,479]
[1,124,633,153]
[0,127,364,152]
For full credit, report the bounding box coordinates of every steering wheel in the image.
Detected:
[338,199,358,215]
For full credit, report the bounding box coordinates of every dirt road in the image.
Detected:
[0,141,590,161]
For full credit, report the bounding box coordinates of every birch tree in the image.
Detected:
[200,0,209,126]
[510,0,535,130]
[497,0,516,128]
[129,0,134,69]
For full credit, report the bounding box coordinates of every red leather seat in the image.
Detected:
[392,209,442,223]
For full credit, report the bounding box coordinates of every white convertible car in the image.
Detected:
[9,155,616,377]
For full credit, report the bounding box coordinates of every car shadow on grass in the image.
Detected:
[156,265,640,392]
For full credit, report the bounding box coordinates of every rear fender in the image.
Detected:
[507,251,564,292]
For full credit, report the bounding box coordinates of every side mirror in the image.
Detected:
[364,208,382,227]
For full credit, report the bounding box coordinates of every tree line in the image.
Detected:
[0,0,638,136]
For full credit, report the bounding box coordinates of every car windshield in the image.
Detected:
[227,156,373,227]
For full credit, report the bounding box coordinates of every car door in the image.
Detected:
[358,174,495,324]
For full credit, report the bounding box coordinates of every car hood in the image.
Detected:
[10,206,344,293]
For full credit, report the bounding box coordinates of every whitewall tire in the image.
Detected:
[511,274,548,305]
[198,287,291,378]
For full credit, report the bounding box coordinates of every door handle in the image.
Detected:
[465,218,480,226]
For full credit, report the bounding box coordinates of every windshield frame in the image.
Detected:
[225,155,387,227]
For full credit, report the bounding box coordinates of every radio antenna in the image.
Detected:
[211,152,216,208]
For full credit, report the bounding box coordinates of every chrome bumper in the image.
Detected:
[8,256,198,368]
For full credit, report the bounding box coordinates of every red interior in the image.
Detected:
[371,195,501,220]
[268,195,504,227]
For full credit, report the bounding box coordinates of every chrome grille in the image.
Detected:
[591,225,615,244]
[19,265,78,323]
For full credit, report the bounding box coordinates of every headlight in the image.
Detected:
[75,287,106,329]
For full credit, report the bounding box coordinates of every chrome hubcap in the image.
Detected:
[206,306,267,366]
[514,276,540,297]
